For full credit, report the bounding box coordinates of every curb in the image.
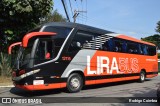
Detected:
[0,85,14,88]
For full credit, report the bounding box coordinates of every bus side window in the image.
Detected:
[138,44,143,54]
[148,46,156,56]
[34,40,53,65]
[69,41,82,52]
[122,41,127,53]
[46,41,54,59]
[127,42,138,54]
[108,39,113,51]
[68,31,98,52]
[114,39,122,52]
[142,45,148,55]
[35,41,45,60]
[101,41,109,51]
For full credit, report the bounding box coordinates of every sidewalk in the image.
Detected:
[0,77,14,87]
[0,83,14,88]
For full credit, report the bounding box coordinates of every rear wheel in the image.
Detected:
[67,73,83,93]
[139,71,145,83]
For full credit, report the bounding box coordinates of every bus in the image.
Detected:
[9,22,158,93]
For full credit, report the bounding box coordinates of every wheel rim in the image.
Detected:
[70,77,80,89]
[141,73,145,81]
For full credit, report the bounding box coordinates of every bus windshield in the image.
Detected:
[13,46,32,69]
[14,27,72,69]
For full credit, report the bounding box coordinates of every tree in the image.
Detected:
[41,9,67,24]
[141,34,160,49]
[0,0,53,53]
[141,20,160,50]
[156,21,160,33]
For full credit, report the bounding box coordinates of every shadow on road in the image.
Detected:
[83,79,152,91]
[10,87,66,97]
[9,78,160,105]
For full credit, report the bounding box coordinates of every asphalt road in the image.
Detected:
[0,76,160,106]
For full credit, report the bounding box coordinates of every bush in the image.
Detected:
[0,52,12,77]
[158,53,160,59]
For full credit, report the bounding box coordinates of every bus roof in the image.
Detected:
[117,34,155,46]
[31,22,155,46]
[42,22,113,34]
[107,33,155,46]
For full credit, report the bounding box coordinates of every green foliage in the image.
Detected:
[41,9,67,24]
[158,53,160,59]
[0,0,53,53]
[49,10,67,22]
[0,52,12,77]
[156,21,160,33]
[141,34,160,49]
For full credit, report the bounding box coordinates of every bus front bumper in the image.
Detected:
[15,83,66,91]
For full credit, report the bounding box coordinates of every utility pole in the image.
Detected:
[73,10,87,23]
[61,0,70,22]
[73,10,79,23]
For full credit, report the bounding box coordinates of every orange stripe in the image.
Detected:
[16,83,66,91]
[85,76,139,85]
[117,35,155,46]
[8,42,21,54]
[85,80,95,85]
[23,32,56,47]
[146,74,158,78]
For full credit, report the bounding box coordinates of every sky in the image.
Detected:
[53,0,160,39]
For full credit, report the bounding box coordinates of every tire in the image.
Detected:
[66,73,83,93]
[139,71,145,83]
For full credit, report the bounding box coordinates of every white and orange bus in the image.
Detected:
[9,22,158,93]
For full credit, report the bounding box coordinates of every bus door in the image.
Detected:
[32,38,67,88]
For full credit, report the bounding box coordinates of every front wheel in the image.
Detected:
[67,73,83,93]
[139,71,145,83]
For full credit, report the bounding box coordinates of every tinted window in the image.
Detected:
[18,46,32,66]
[68,31,100,52]
[114,39,123,52]
[68,31,157,56]
[34,39,54,65]
[102,38,128,53]
[43,26,71,38]
[148,46,156,56]
[127,42,139,54]
[101,40,110,51]
[100,37,156,56]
